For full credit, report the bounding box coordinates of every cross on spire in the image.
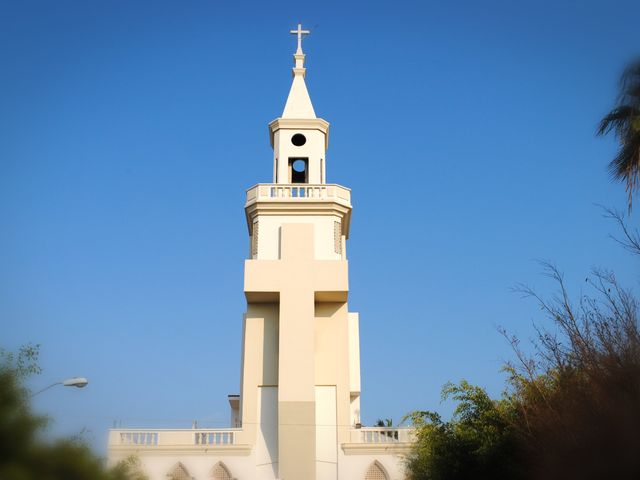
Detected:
[290,23,310,54]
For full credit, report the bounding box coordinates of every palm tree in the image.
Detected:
[597,59,640,211]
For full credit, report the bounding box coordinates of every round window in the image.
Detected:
[291,133,306,146]
[292,159,306,173]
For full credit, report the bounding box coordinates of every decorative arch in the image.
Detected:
[364,460,389,480]
[167,462,191,480]
[210,461,233,480]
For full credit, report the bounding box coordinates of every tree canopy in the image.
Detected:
[0,344,147,480]
[405,260,640,480]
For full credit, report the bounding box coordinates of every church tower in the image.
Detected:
[108,25,412,480]
[239,24,359,480]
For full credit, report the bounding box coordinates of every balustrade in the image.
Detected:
[194,430,235,445]
[358,427,414,443]
[245,183,351,205]
[112,429,237,447]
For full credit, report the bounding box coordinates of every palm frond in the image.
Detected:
[597,105,639,136]
[607,132,640,208]
[618,60,640,113]
[598,59,640,211]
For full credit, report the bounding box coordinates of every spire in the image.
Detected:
[282,24,316,119]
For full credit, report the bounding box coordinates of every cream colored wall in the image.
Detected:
[108,452,261,480]
[348,312,361,394]
[236,303,279,446]
[253,215,344,260]
[316,385,338,479]
[255,386,278,479]
[109,448,407,480]
[273,128,327,184]
[315,301,353,447]
[338,451,408,480]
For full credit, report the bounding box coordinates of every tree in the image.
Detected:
[375,418,393,427]
[0,344,147,480]
[0,344,45,479]
[405,216,640,480]
[403,381,521,480]
[597,59,640,211]
[505,262,640,480]
[405,260,640,480]
[108,456,149,480]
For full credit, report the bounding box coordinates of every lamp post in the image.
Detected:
[30,377,89,397]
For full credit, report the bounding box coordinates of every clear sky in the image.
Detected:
[1,0,639,454]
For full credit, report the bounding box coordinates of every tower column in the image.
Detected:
[278,287,316,480]
[244,223,349,480]
[278,223,316,480]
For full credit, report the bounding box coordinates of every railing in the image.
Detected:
[112,426,413,448]
[194,430,235,445]
[119,431,158,446]
[110,429,239,447]
[355,427,414,444]
[245,183,351,205]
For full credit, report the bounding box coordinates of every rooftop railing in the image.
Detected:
[352,427,414,444]
[109,426,414,449]
[109,428,239,448]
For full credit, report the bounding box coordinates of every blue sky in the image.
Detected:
[1,0,639,453]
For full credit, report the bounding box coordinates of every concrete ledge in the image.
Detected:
[108,444,253,456]
[341,443,413,456]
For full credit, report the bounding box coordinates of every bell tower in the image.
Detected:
[106,24,413,480]
[269,24,329,185]
[238,24,359,480]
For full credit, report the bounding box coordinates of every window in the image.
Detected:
[289,158,308,183]
[291,133,306,146]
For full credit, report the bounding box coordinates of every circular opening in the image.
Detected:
[292,159,306,173]
[291,133,306,146]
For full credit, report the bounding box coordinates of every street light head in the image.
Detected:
[62,377,89,388]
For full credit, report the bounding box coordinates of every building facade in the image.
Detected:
[108,25,413,480]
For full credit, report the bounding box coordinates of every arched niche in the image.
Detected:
[167,462,191,480]
[364,460,390,480]
[210,461,234,480]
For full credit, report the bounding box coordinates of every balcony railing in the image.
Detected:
[245,183,351,206]
[110,426,414,449]
[352,427,414,444]
[110,429,239,448]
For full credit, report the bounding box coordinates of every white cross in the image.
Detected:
[290,23,310,53]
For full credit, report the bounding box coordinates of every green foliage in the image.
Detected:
[405,256,640,479]
[505,264,640,480]
[108,456,149,480]
[375,418,393,427]
[0,344,147,480]
[0,344,48,478]
[0,344,42,379]
[597,59,640,211]
[404,381,520,480]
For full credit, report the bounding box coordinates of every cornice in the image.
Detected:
[341,443,413,456]
[108,444,253,457]
[244,200,352,238]
[268,117,330,149]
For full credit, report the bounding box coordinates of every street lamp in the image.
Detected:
[31,377,89,397]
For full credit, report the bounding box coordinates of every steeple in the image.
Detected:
[282,24,316,119]
[269,24,329,185]
[107,25,410,480]
[243,26,355,480]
